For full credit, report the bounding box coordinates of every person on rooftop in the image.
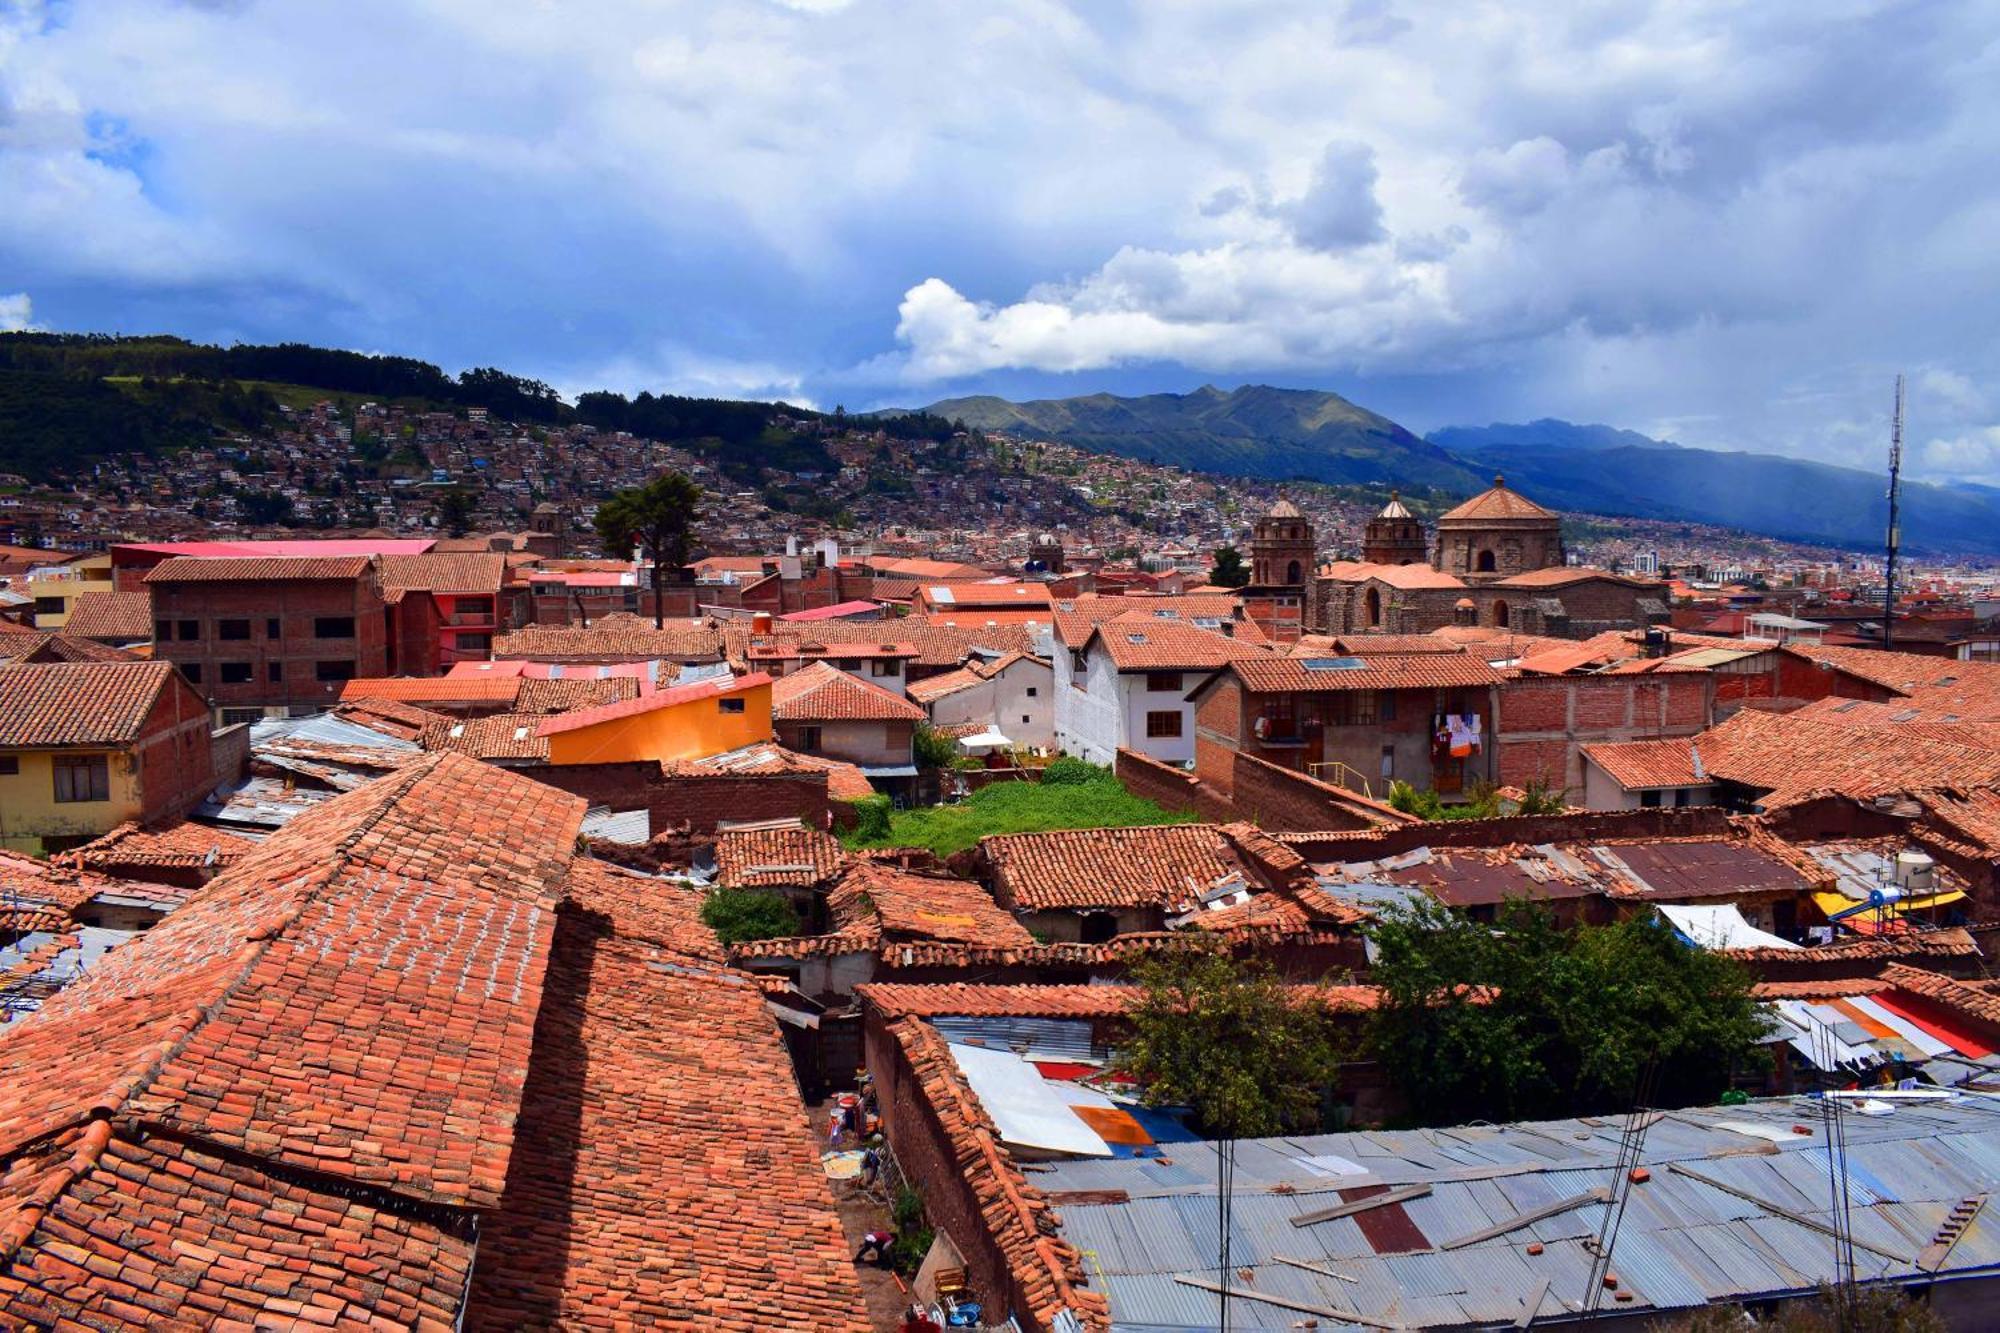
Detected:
[855,1228,896,1268]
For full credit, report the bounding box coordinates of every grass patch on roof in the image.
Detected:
[842,759,1194,858]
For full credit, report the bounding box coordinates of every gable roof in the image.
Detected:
[769,661,925,722]
[536,671,771,737]
[829,859,1036,947]
[0,661,179,747]
[983,822,1242,912]
[1582,737,1709,791]
[1085,620,1270,672]
[58,591,153,642]
[377,552,509,594]
[714,824,845,889]
[143,554,374,583]
[492,617,726,662]
[1690,707,2000,807]
[1219,650,1503,694]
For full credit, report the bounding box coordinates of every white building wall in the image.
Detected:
[1056,646,1124,764]
[1581,759,1644,810]
[1122,669,1197,765]
[929,658,1056,752]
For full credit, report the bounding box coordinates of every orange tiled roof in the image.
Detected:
[536,671,770,737]
[1087,620,1271,672]
[770,661,926,722]
[666,741,877,801]
[984,823,1239,912]
[0,632,142,665]
[1437,477,1557,522]
[422,712,552,761]
[0,848,126,913]
[1689,708,2000,806]
[714,824,844,888]
[725,618,1031,669]
[1224,650,1502,694]
[857,980,1383,1019]
[514,675,641,714]
[58,591,152,641]
[469,860,870,1329]
[1581,737,1708,791]
[143,554,373,582]
[1787,645,2000,719]
[378,552,508,594]
[69,821,257,874]
[1880,962,2000,1028]
[330,695,452,741]
[0,661,176,747]
[492,617,725,662]
[340,675,525,705]
[829,859,1035,947]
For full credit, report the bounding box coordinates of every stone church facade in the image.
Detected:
[1309,478,1668,639]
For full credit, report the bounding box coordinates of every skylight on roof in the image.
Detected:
[1301,657,1368,671]
[1127,633,1146,643]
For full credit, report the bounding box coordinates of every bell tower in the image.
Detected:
[1250,497,1315,587]
[1362,492,1428,565]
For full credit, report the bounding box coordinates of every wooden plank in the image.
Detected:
[1919,1193,1987,1271]
[1515,1276,1552,1328]
[1438,1188,1610,1249]
[1289,1182,1432,1228]
[1271,1253,1361,1284]
[1171,1274,1402,1329]
[1667,1163,1914,1264]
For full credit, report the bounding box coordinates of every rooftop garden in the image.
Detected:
[841,757,1194,858]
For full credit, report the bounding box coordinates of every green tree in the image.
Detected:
[1126,951,1347,1138]
[1366,900,1769,1125]
[433,486,477,537]
[699,888,800,945]
[912,721,961,771]
[593,470,702,628]
[1208,545,1250,588]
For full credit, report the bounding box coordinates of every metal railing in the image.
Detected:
[1307,760,1373,798]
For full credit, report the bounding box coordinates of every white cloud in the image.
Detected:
[0,292,34,332]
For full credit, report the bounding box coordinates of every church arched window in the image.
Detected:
[1286,559,1303,585]
[1475,549,1497,573]
[1365,587,1381,627]
[1493,599,1510,627]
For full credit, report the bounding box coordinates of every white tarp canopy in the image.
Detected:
[1658,903,1798,952]
[955,728,1013,754]
[948,1042,1112,1158]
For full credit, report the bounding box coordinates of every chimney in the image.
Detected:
[751,612,774,635]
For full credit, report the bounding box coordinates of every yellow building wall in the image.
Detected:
[25,554,115,630]
[0,748,143,852]
[544,681,774,766]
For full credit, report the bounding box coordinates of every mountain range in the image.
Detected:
[927,387,1988,555]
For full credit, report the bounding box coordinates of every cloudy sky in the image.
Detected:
[3,1,1996,479]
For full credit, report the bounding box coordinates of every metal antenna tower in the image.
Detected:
[1583,1057,1660,1317]
[1812,1018,1859,1326]
[1883,375,1905,651]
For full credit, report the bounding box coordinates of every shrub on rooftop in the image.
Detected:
[1037,755,1105,787]
[841,765,1192,858]
[699,887,801,946]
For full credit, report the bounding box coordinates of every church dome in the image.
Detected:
[1437,475,1557,523]
[1376,491,1413,520]
[1265,497,1302,519]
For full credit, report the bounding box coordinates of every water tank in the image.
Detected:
[1895,851,1936,896]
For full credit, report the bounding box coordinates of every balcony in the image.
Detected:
[443,610,496,627]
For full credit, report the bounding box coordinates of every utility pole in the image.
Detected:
[1883,375,1904,651]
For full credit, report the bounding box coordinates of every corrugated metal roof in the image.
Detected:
[1040,1095,2000,1331]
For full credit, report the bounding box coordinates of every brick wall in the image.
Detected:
[151,572,391,710]
[1115,747,1239,823]
[1116,747,1398,833]
[1497,673,1713,795]
[1281,805,1731,863]
[513,762,833,835]
[131,672,218,824]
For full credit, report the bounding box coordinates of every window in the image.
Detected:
[1022,714,1031,724]
[1145,671,1182,693]
[219,662,252,684]
[1145,710,1183,738]
[871,659,902,677]
[154,620,173,642]
[267,662,283,683]
[455,632,491,652]
[1378,691,1396,722]
[53,754,110,804]
[1070,650,1087,674]
[0,756,17,776]
[221,707,265,726]
[315,660,356,682]
[314,616,356,639]
[266,618,281,638]
[718,698,745,715]
[177,620,200,640]
[1026,686,1038,697]
[796,725,823,753]
[1331,692,1377,726]
[181,663,202,684]
[33,597,63,616]
[218,619,251,641]
[1640,789,1663,808]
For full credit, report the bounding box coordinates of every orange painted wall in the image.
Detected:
[544,680,774,765]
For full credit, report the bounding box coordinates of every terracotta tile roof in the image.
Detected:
[726,618,1034,669]
[1751,978,1892,1000]
[666,741,877,801]
[0,633,141,666]
[143,554,374,582]
[0,661,176,747]
[339,675,525,705]
[1323,633,1471,655]
[905,661,991,704]
[1787,646,2000,719]
[57,591,152,641]
[492,617,725,662]
[1718,926,1979,964]
[422,712,552,761]
[1319,559,1468,591]
[1086,620,1272,672]
[0,849,126,914]
[468,881,869,1329]
[885,1017,1109,1330]
[857,981,1384,1019]
[0,753,585,1209]
[377,552,508,594]
[561,856,723,962]
[1222,650,1503,694]
[330,695,452,741]
[829,859,1036,947]
[984,823,1240,912]
[1919,787,2000,851]
[714,824,845,888]
[69,821,256,875]
[1880,962,2000,1028]
[514,675,640,713]
[1689,708,2000,807]
[1787,695,2000,747]
[770,661,926,722]
[1438,478,1557,522]
[1581,737,1708,791]
[537,671,771,737]
[1494,565,1650,589]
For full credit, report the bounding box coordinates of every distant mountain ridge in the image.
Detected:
[923,385,1994,555]
[925,384,1489,492]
